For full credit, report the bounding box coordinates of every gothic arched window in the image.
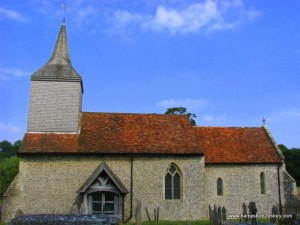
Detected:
[217,177,223,196]
[165,164,181,200]
[260,172,266,194]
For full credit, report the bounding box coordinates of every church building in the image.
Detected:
[2,20,297,223]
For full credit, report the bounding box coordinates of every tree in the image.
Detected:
[279,144,300,185]
[164,107,197,126]
[0,140,21,158]
[0,140,21,199]
[0,156,19,197]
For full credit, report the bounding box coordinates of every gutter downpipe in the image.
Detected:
[124,154,134,223]
[277,163,283,219]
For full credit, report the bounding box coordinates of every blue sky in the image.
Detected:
[0,0,299,148]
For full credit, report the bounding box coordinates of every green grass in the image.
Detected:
[0,221,209,225]
[124,220,210,225]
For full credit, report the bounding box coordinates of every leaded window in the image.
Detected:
[165,164,181,200]
[260,172,266,194]
[91,192,117,215]
[217,177,223,196]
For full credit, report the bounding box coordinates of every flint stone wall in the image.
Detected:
[2,155,206,222]
[205,164,280,216]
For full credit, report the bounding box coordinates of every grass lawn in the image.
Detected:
[0,221,210,225]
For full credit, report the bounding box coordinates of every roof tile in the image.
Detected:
[195,127,281,164]
[20,113,282,164]
[20,112,202,155]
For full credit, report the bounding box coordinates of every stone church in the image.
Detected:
[2,20,297,223]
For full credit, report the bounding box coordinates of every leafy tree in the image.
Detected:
[279,144,300,185]
[165,107,197,126]
[278,144,288,153]
[0,140,21,199]
[0,156,19,197]
[0,140,21,158]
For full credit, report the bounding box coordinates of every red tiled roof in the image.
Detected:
[20,113,282,164]
[20,112,202,155]
[20,133,79,153]
[195,127,281,164]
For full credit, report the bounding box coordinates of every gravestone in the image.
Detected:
[249,202,257,225]
[242,203,248,222]
[218,206,222,222]
[213,205,218,225]
[222,207,227,221]
[270,205,278,223]
[135,200,142,225]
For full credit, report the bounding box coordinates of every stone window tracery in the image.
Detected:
[165,164,181,200]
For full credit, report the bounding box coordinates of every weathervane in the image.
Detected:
[61,3,66,23]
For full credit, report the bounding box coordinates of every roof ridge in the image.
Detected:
[194,126,262,129]
[82,111,188,116]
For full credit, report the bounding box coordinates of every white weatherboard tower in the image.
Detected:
[27,19,83,133]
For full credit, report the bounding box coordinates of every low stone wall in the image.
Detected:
[8,214,121,225]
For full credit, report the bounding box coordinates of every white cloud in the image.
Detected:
[0,7,29,22]
[269,109,300,121]
[146,1,218,33]
[74,6,99,24]
[157,98,209,109]
[0,122,21,134]
[0,68,31,81]
[111,0,260,34]
[111,10,145,34]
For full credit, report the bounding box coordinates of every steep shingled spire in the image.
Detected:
[31,19,82,81]
[48,18,71,65]
[27,19,83,133]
